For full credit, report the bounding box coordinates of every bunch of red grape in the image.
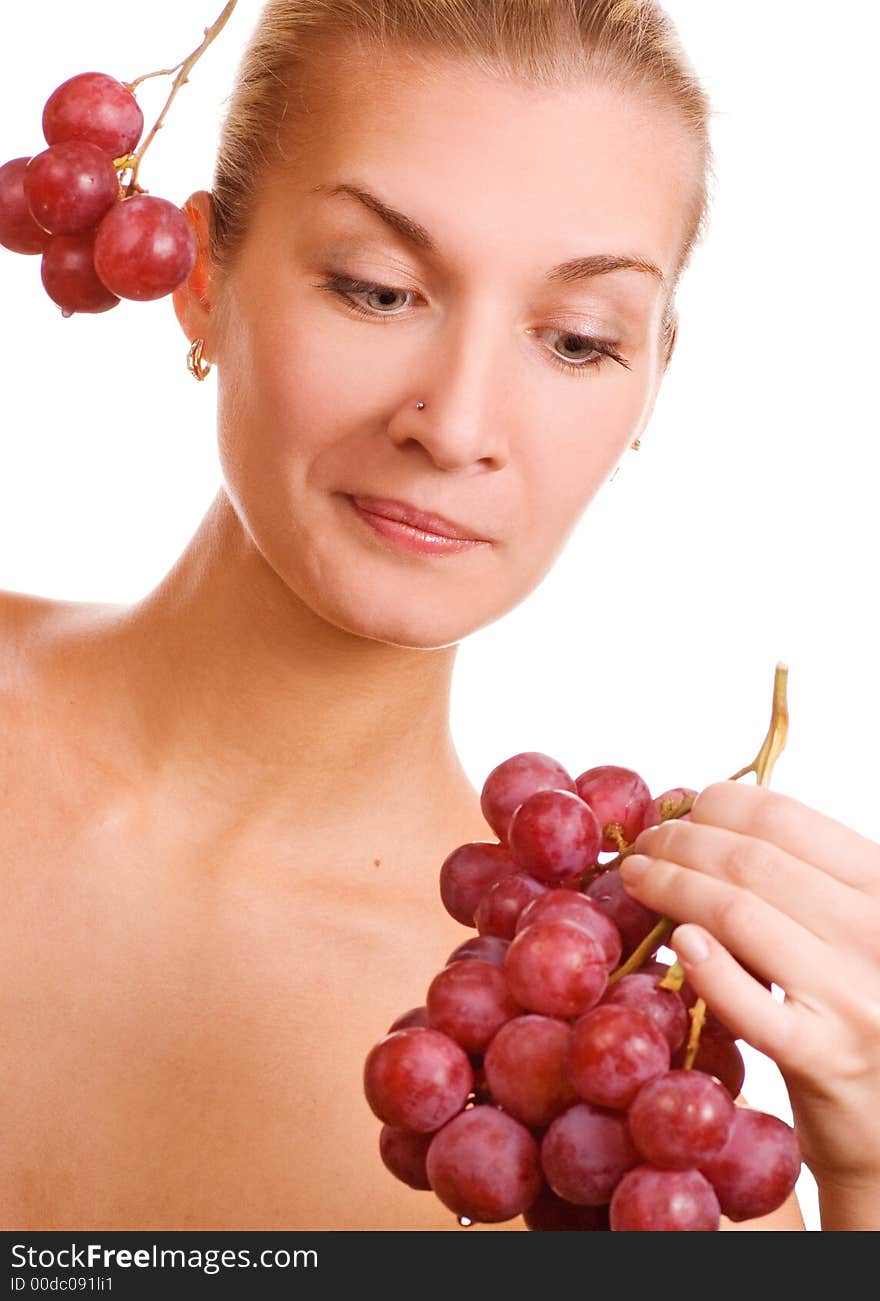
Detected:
[0,71,196,316]
[364,753,802,1231]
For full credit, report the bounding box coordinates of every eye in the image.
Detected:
[535,327,629,377]
[313,271,631,376]
[315,272,413,317]
[554,332,603,363]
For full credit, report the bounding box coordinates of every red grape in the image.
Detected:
[363,1027,472,1132]
[584,869,661,959]
[642,787,698,828]
[508,789,602,885]
[474,872,548,939]
[43,72,144,158]
[515,888,622,970]
[426,959,521,1054]
[601,972,689,1052]
[480,751,576,843]
[504,918,607,1019]
[574,765,652,851]
[387,1005,429,1032]
[426,1107,542,1222]
[445,935,510,967]
[523,1184,610,1230]
[483,1015,577,1127]
[567,1005,670,1109]
[93,194,197,301]
[364,746,797,1232]
[40,230,120,316]
[541,1101,640,1205]
[700,1108,802,1221]
[610,1165,721,1230]
[628,1069,736,1168]
[439,841,516,927]
[379,1125,433,1190]
[0,158,51,254]
[24,141,119,235]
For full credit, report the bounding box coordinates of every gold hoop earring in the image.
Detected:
[630,439,641,451]
[187,338,212,381]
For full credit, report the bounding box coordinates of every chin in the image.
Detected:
[303,581,478,650]
[293,533,549,649]
[285,506,514,646]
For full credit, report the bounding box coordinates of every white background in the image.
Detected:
[3,1,879,1232]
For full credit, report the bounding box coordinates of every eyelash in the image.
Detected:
[312,271,631,377]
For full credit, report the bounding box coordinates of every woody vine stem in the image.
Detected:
[604,662,790,1069]
[112,1,239,195]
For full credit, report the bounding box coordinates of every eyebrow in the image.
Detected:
[310,180,665,288]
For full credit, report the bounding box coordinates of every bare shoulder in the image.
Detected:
[0,588,65,735]
[0,586,124,690]
[0,587,124,799]
[0,587,56,681]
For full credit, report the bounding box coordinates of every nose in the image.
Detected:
[385,320,511,472]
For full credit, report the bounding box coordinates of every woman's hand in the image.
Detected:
[619,780,880,1229]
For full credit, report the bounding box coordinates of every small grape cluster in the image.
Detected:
[363,755,802,1231]
[0,71,197,316]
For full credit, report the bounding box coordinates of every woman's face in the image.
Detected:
[196,48,697,648]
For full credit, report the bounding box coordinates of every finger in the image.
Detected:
[630,817,869,951]
[669,923,799,1066]
[680,781,880,893]
[619,852,827,996]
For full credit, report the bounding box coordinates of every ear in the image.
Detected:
[173,190,217,360]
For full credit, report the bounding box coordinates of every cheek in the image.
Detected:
[217,300,339,488]
[519,376,649,533]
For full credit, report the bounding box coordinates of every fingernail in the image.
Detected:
[620,854,651,881]
[674,924,710,966]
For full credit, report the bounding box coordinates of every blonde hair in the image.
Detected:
[211,0,715,364]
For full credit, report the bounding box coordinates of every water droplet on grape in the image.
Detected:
[61,308,74,318]
[457,1215,473,1227]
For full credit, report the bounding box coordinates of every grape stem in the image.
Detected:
[675,663,788,1065]
[658,960,685,991]
[604,661,790,1060]
[682,998,707,1070]
[114,1,240,193]
[728,662,789,790]
[606,917,673,986]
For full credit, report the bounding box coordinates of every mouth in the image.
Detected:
[345,495,491,557]
[349,495,490,543]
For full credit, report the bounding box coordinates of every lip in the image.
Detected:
[350,495,488,542]
[346,495,490,557]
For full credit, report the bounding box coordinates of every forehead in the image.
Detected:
[281,47,697,284]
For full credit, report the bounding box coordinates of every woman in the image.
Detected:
[1,0,877,1231]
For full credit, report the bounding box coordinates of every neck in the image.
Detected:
[80,489,479,839]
